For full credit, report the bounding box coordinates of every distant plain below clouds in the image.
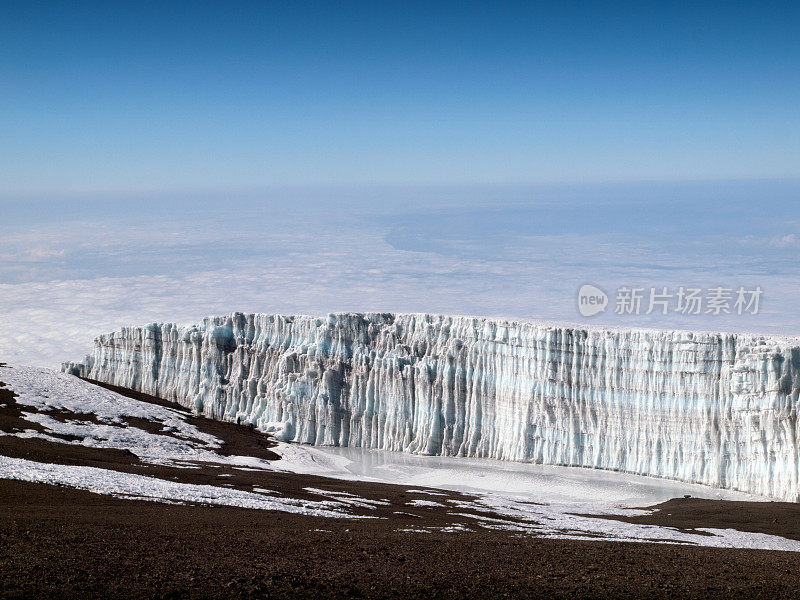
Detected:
[1,181,799,368]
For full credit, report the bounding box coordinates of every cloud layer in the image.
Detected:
[2,187,799,367]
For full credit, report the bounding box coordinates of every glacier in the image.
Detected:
[62,312,800,501]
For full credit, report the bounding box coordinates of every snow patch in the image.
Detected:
[0,455,363,518]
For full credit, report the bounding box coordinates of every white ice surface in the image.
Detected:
[268,442,800,551]
[273,444,763,505]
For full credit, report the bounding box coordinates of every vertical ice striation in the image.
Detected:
[63,313,800,500]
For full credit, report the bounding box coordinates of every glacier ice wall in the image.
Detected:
[63,313,800,500]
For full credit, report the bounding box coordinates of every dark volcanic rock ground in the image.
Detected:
[5,479,800,599]
[3,373,800,598]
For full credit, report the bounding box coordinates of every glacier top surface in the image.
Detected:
[92,311,800,347]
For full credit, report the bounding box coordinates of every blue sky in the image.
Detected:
[1,2,799,366]
[2,1,799,191]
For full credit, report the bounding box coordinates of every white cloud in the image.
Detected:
[770,234,800,248]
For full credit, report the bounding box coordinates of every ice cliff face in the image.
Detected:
[63,313,800,501]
